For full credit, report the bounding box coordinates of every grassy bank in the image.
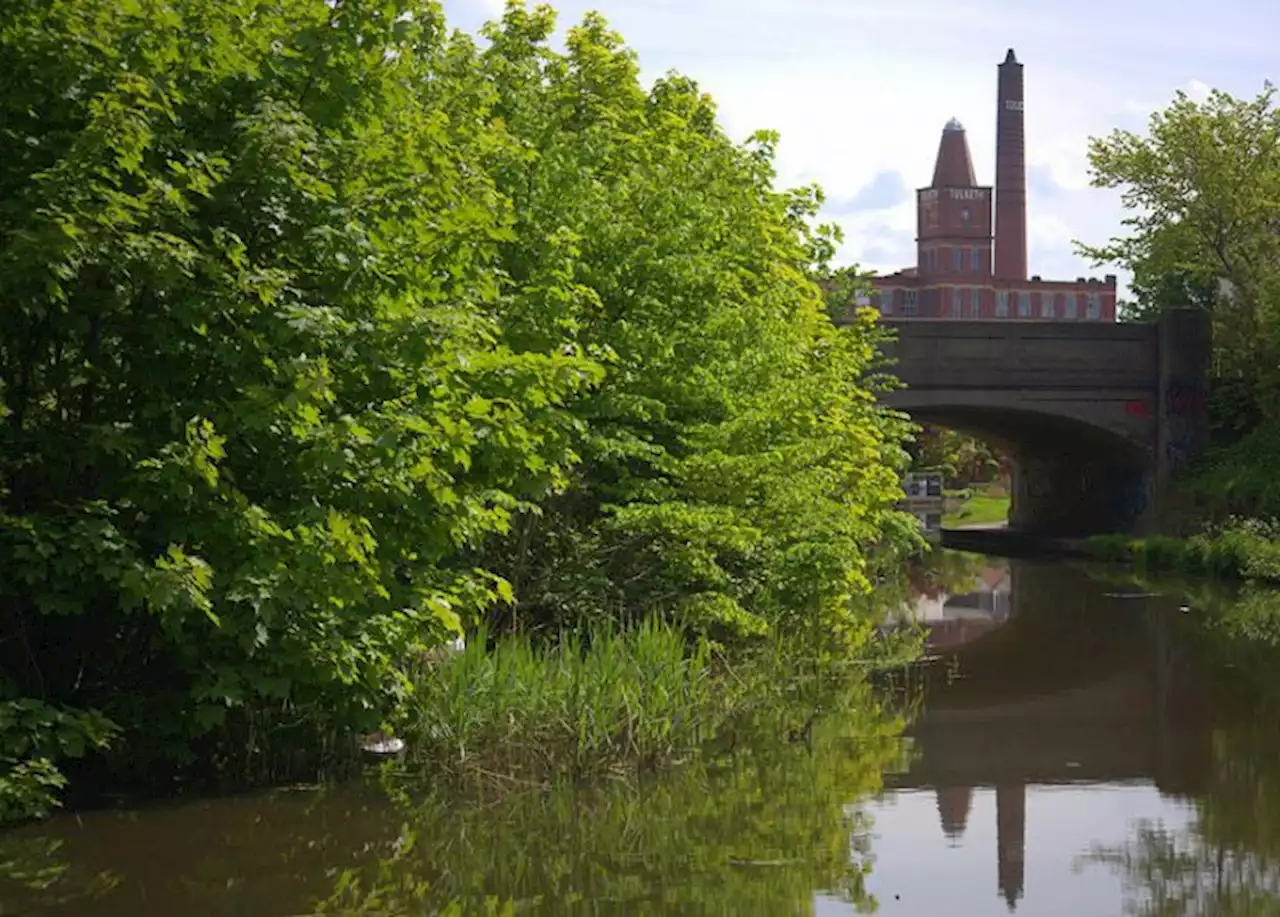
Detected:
[1083,425,1280,583]
[1085,518,1280,584]
[942,484,1010,528]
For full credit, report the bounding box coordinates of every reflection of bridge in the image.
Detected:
[887,558,1208,911]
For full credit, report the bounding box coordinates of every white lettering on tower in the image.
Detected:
[1004,99,1024,111]
[948,188,986,201]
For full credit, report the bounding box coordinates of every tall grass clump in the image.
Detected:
[405,621,713,778]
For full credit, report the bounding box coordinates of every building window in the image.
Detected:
[1064,292,1078,319]
[880,289,894,314]
[995,290,1010,318]
[1086,293,1101,319]
[903,289,918,316]
[1018,291,1031,318]
[970,286,980,317]
[951,248,962,271]
[970,249,981,272]
[1040,294,1055,319]
[952,287,963,316]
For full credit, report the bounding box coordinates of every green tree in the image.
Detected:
[0,0,918,818]
[0,0,597,807]
[1114,221,1220,323]
[1078,84,1280,411]
[467,4,917,640]
[909,426,1004,489]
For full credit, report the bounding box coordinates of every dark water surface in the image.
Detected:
[5,553,1280,916]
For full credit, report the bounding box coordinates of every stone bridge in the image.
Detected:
[875,310,1211,535]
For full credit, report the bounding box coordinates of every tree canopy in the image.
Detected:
[1079,84,1280,411]
[0,0,914,817]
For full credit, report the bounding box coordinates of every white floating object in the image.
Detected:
[360,733,406,756]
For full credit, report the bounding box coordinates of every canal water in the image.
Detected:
[4,552,1280,916]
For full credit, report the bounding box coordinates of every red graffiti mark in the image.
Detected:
[1124,399,1151,417]
[1166,378,1208,417]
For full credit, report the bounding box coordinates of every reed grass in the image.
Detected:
[404,620,714,777]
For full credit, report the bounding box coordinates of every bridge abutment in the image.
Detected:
[1155,309,1211,496]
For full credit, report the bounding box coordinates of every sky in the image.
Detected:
[439,0,1278,297]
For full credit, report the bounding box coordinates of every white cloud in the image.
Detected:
[1028,213,1078,254]
[1186,79,1213,102]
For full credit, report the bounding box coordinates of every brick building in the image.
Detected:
[871,50,1117,322]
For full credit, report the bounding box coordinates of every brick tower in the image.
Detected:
[916,118,993,293]
[994,48,1027,281]
[870,49,1118,322]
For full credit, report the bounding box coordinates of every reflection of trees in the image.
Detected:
[875,549,991,618]
[1081,820,1280,917]
[1,674,909,916]
[912,549,991,599]
[0,836,119,908]
[316,677,907,916]
[1076,580,1280,915]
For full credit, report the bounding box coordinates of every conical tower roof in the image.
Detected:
[931,118,977,188]
[936,785,973,840]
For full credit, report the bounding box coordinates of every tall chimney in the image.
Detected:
[994,48,1027,281]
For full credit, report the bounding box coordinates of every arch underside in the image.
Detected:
[887,390,1154,463]
[889,394,1157,535]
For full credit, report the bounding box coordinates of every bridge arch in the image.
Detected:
[891,397,1152,534]
[871,310,1211,536]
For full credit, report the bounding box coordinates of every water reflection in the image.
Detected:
[0,674,908,916]
[903,553,1012,653]
[869,554,1215,914]
[8,556,1280,915]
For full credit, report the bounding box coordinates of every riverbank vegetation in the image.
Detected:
[407,622,712,777]
[0,0,920,822]
[401,618,920,784]
[1086,518,1280,584]
[2,650,915,915]
[1078,81,1280,567]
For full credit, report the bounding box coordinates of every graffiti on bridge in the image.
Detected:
[1018,457,1054,500]
[1164,377,1208,418]
[1124,398,1152,418]
[1101,465,1149,523]
[1165,437,1195,468]
[1019,457,1149,524]
[1163,375,1208,471]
